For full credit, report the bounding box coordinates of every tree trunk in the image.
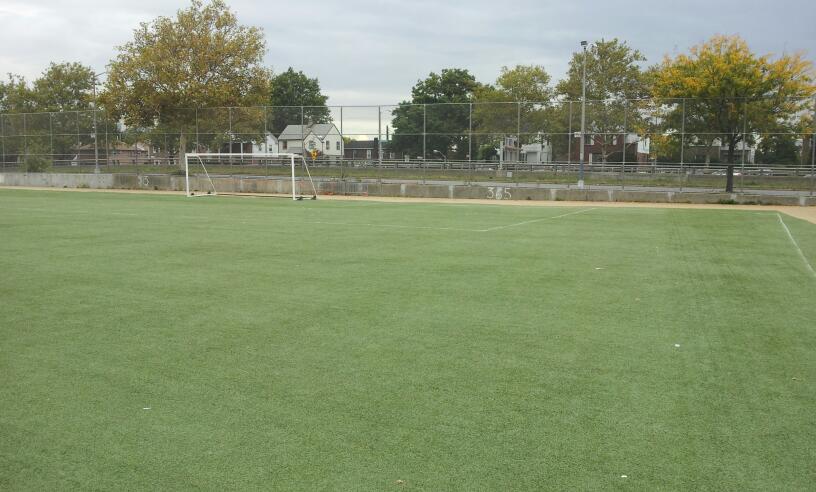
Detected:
[178,132,186,169]
[725,140,736,193]
[725,165,734,192]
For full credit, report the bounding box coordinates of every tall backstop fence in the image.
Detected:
[1,97,814,194]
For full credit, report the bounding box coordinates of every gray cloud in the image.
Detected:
[2,0,813,105]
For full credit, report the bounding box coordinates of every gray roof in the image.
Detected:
[345,139,378,149]
[278,123,336,140]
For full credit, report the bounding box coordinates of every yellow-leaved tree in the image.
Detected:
[652,35,815,192]
[102,0,271,166]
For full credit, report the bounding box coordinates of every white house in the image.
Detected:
[219,133,279,154]
[521,142,553,164]
[253,133,279,154]
[498,136,520,164]
[278,123,344,159]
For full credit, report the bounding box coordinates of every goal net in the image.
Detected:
[184,153,318,200]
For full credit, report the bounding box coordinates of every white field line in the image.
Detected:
[777,213,816,279]
[479,208,597,232]
[304,220,481,232]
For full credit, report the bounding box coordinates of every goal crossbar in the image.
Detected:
[184,152,318,200]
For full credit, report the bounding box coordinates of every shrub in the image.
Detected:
[24,154,50,173]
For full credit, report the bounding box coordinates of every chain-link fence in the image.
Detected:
[1,97,814,194]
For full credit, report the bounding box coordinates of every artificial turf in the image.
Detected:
[1,188,815,490]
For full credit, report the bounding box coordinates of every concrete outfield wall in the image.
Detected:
[0,172,114,188]
[2,172,815,207]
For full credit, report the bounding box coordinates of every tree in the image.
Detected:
[32,63,96,112]
[556,39,649,164]
[756,134,801,165]
[32,62,108,164]
[390,69,480,160]
[652,35,815,191]
[0,75,32,164]
[1,68,101,166]
[493,65,552,102]
[102,0,271,164]
[473,65,553,155]
[267,68,331,136]
[0,74,35,113]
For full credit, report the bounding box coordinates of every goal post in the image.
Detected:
[183,152,318,200]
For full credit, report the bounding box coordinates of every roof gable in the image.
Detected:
[279,123,337,140]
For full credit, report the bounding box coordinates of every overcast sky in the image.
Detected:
[1,0,814,106]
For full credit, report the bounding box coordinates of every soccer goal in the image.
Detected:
[184,152,318,200]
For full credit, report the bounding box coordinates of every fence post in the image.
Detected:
[516,101,521,166]
[23,112,27,160]
[810,131,815,197]
[1,113,5,169]
[567,101,572,170]
[378,105,382,170]
[740,100,747,193]
[468,102,473,183]
[468,102,472,162]
[621,99,627,190]
[680,98,686,192]
[810,97,815,197]
[422,104,427,183]
[49,112,54,165]
[104,111,109,167]
[340,106,344,182]
[93,107,99,173]
[261,106,266,153]
[810,101,816,196]
[195,107,199,153]
[300,105,304,157]
[76,111,81,170]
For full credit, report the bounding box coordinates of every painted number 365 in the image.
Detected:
[487,187,511,200]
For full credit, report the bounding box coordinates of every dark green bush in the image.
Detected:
[24,154,50,173]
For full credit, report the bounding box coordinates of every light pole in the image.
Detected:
[578,40,588,189]
[91,71,107,174]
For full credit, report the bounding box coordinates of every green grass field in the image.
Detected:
[1,188,815,490]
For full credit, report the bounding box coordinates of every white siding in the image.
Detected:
[320,126,343,156]
[280,125,344,157]
[251,133,279,154]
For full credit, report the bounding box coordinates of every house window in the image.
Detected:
[336,141,340,151]
[326,140,330,151]
[282,141,288,150]
[366,150,372,159]
[308,141,315,150]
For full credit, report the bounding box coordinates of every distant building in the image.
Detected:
[278,123,343,159]
[72,142,150,166]
[570,133,650,163]
[343,138,394,160]
[499,136,520,164]
[218,133,279,154]
[521,142,553,164]
[674,136,756,165]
